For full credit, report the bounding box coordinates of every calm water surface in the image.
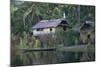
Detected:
[12,50,83,66]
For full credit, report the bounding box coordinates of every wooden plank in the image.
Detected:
[19,48,56,51]
[18,45,95,52]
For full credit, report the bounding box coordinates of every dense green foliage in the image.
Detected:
[11,0,95,54]
[11,1,95,35]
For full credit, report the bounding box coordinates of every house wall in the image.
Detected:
[80,29,94,44]
[56,26,69,32]
[56,26,64,31]
[33,28,55,36]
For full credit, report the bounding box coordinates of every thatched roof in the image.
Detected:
[80,21,95,30]
[32,18,69,29]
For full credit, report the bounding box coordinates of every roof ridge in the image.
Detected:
[39,18,65,23]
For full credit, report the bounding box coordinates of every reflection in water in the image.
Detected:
[11,50,94,66]
[23,51,58,65]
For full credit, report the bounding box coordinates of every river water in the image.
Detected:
[12,50,86,66]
